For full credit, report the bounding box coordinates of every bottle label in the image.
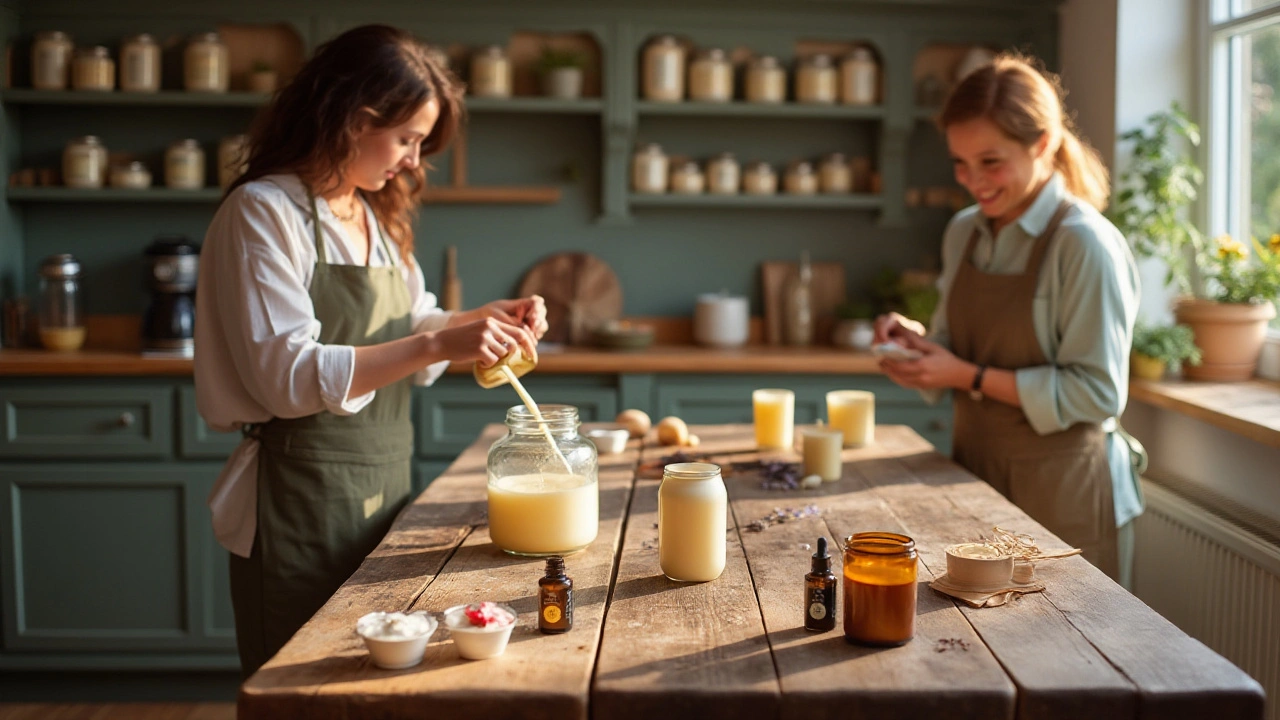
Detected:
[543,605,562,624]
[809,601,827,620]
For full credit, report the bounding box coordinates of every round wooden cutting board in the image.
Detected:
[517,252,623,345]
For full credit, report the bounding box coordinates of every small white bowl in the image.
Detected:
[944,543,1014,589]
[444,603,517,660]
[355,611,438,670]
[586,426,629,454]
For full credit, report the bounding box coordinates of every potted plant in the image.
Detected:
[538,46,585,100]
[1110,103,1279,381]
[249,60,277,94]
[1131,321,1202,380]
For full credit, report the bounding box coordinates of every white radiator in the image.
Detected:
[1134,479,1280,720]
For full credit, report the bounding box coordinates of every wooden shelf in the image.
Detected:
[1,88,268,107]
[6,187,224,202]
[463,97,604,114]
[636,100,885,120]
[628,192,883,210]
[423,186,561,204]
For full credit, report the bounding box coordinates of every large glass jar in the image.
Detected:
[642,35,685,102]
[184,32,229,93]
[121,34,161,92]
[37,254,85,352]
[470,46,512,98]
[632,143,669,194]
[487,404,599,557]
[688,48,732,102]
[166,139,206,189]
[72,46,114,91]
[745,55,786,104]
[840,47,879,105]
[658,462,727,582]
[62,135,107,188]
[796,54,837,104]
[843,532,917,646]
[32,31,73,90]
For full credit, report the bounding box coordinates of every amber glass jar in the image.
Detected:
[842,532,917,646]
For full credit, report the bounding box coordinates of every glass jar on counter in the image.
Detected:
[796,54,837,104]
[120,34,161,92]
[745,55,786,104]
[784,160,818,195]
[184,32,229,93]
[37,254,85,352]
[110,161,151,189]
[470,46,512,98]
[843,532,917,646]
[819,153,852,194]
[487,404,599,557]
[742,161,777,196]
[218,134,251,189]
[62,135,107,188]
[669,160,705,194]
[705,152,740,195]
[658,463,727,582]
[166,139,206,189]
[642,35,686,102]
[688,48,732,103]
[840,47,879,105]
[632,143,669,194]
[71,46,114,91]
[32,31,73,90]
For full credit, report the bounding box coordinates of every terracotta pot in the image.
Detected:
[1173,297,1276,381]
[1130,352,1166,381]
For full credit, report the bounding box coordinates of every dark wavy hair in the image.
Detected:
[227,24,464,264]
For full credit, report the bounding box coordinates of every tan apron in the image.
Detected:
[949,200,1119,579]
[228,191,415,676]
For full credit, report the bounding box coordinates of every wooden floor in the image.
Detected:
[0,705,235,720]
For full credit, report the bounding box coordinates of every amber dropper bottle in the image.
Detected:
[805,537,837,632]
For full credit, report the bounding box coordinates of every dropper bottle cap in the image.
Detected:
[811,537,830,573]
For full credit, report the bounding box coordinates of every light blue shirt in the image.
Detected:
[929,173,1144,527]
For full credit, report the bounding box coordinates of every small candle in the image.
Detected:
[802,427,844,481]
[827,390,875,447]
[752,389,795,450]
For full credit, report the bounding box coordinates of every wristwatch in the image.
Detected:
[969,364,987,402]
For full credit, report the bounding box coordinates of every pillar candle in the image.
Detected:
[752,388,795,450]
[827,390,874,447]
[802,426,844,481]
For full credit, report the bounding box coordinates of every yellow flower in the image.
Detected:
[1216,234,1246,261]
[1270,234,1280,254]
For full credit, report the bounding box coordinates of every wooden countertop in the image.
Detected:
[239,424,1264,720]
[1130,378,1280,450]
[0,345,883,376]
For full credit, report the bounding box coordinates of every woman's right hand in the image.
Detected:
[873,312,927,344]
[432,317,536,368]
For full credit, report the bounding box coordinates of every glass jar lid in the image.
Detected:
[39,253,81,280]
[804,54,833,69]
[663,462,722,481]
[750,55,780,69]
[844,531,916,556]
[505,403,580,432]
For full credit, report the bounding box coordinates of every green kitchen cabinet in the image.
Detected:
[0,384,173,460]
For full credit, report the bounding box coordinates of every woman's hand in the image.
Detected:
[872,312,926,344]
[879,334,974,391]
[431,317,537,368]
[481,295,549,340]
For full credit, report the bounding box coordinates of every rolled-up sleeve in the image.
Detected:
[216,191,374,418]
[404,256,452,385]
[1016,224,1138,435]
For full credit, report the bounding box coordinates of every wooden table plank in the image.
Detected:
[592,430,781,720]
[240,426,640,720]
[690,424,1016,720]
[884,429,1265,720]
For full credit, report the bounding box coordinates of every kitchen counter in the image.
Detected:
[0,345,883,376]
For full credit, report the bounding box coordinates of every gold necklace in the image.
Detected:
[329,198,361,223]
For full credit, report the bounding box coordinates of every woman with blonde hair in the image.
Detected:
[873,53,1141,581]
[195,24,548,675]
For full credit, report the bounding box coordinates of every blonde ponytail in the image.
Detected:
[1054,127,1110,211]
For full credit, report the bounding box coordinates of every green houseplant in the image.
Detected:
[1131,322,1202,380]
[1110,103,1278,381]
[538,47,586,100]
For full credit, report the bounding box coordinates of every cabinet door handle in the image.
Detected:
[117,412,136,428]
[928,419,946,431]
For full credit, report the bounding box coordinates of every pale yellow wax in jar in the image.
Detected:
[659,475,727,582]
[752,389,795,450]
[488,473,599,555]
[40,326,86,352]
[802,427,844,481]
[827,390,874,447]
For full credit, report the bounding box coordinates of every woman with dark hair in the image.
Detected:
[873,53,1142,582]
[195,24,547,675]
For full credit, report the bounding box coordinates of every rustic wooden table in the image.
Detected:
[239,424,1265,720]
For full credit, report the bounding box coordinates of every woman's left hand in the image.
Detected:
[879,335,973,391]
[482,296,549,340]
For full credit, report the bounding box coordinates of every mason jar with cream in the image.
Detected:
[745,55,786,104]
[632,143,669,194]
[62,136,107,188]
[705,152,740,195]
[32,31,73,90]
[658,462,727,582]
[165,139,206,189]
[688,48,732,103]
[642,35,686,102]
[120,34,161,92]
[72,46,114,91]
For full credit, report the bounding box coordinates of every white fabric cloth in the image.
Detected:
[195,174,452,558]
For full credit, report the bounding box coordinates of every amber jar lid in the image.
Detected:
[844,531,916,556]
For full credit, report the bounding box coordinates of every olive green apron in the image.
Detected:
[229,191,414,676]
[948,200,1120,579]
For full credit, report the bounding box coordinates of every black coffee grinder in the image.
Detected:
[142,236,200,356]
